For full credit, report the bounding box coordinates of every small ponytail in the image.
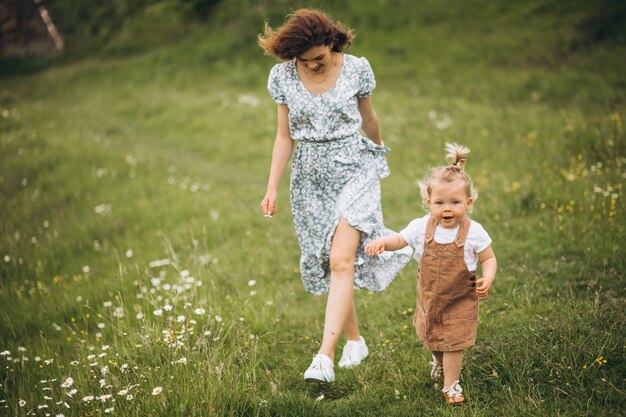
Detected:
[445,143,470,170]
[418,143,478,212]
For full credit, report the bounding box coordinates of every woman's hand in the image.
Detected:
[260,189,277,217]
[365,239,385,256]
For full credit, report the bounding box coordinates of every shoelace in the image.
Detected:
[311,357,322,370]
[430,361,443,378]
[443,380,463,397]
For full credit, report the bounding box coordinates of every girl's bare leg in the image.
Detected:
[318,218,361,359]
[443,350,464,387]
[432,350,444,365]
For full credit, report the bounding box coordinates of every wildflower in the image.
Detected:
[163,304,173,311]
[0,350,10,356]
[126,394,134,400]
[118,389,128,396]
[101,365,109,375]
[18,399,26,407]
[38,404,49,409]
[44,358,54,365]
[113,307,124,318]
[102,345,110,351]
[194,308,205,315]
[248,280,257,286]
[105,407,114,414]
[136,312,144,319]
[215,315,222,322]
[97,394,112,402]
[177,315,186,323]
[17,346,26,352]
[82,396,94,402]
[153,309,163,316]
[67,389,77,397]
[94,204,112,215]
[149,258,170,268]
[125,249,133,258]
[61,377,74,388]
[98,323,106,329]
[174,357,187,365]
[152,386,163,395]
[103,301,113,308]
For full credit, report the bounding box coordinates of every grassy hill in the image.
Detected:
[0,0,624,415]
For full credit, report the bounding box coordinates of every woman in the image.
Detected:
[258,8,412,383]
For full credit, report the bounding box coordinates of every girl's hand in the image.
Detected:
[260,189,277,217]
[365,240,385,256]
[475,276,494,300]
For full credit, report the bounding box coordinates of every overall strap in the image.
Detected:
[425,216,438,243]
[454,216,471,247]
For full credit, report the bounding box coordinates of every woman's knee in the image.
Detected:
[329,253,355,275]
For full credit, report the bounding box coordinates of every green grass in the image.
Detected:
[0,0,625,415]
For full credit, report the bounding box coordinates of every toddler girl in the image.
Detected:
[365,143,497,405]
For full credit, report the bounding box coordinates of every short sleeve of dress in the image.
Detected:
[267,64,287,104]
[356,57,376,98]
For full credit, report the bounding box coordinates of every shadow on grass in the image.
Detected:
[303,380,355,401]
[0,55,59,79]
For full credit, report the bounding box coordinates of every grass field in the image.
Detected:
[0,0,625,415]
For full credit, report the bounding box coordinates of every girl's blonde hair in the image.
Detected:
[418,143,478,212]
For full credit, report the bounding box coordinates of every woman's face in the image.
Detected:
[296,44,334,72]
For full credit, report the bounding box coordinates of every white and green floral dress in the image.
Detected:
[268,53,412,295]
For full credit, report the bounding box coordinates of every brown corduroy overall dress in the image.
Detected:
[412,216,479,351]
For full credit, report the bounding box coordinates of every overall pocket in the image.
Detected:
[442,311,477,349]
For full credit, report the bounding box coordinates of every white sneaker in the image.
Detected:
[304,354,335,383]
[338,336,369,368]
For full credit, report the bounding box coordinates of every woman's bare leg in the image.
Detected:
[343,301,360,341]
[318,218,361,359]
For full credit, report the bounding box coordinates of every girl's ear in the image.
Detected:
[466,198,474,211]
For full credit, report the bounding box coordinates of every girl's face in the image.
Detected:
[427,180,473,229]
[296,44,334,72]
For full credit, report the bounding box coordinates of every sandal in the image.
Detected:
[442,380,465,406]
[430,356,443,381]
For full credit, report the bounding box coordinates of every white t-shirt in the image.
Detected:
[399,214,492,272]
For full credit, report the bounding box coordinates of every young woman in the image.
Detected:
[258,8,411,382]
